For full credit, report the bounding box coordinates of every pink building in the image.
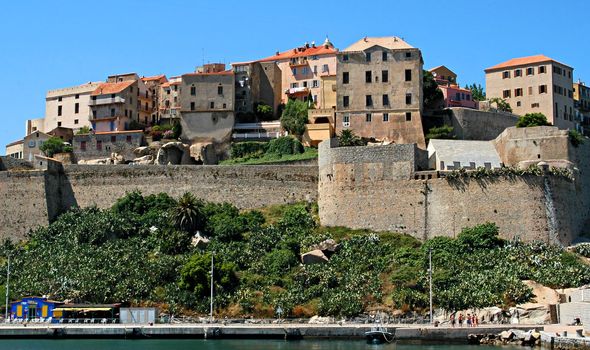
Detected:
[429,65,477,109]
[257,37,338,108]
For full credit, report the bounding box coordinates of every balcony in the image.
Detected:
[289,58,309,67]
[89,96,125,106]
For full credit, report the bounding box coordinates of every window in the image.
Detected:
[223,103,227,108]
[57,105,62,116]
[382,94,389,106]
[130,86,133,93]
[568,90,573,98]
[503,90,511,98]
[526,67,534,76]
[383,113,389,122]
[502,71,510,79]
[382,51,387,61]
[291,83,298,88]
[539,66,546,74]
[58,97,62,102]
[313,65,317,74]
[174,85,178,91]
[342,114,350,126]
[343,96,349,107]
[302,67,308,75]
[405,93,412,105]
[322,64,328,72]
[365,52,371,62]
[531,103,540,108]
[92,110,97,118]
[74,119,79,124]
[190,102,195,111]
[110,108,115,117]
[516,101,521,107]
[57,121,62,127]
[303,81,308,88]
[96,140,102,151]
[405,52,411,58]
[528,86,533,95]
[126,135,132,143]
[292,68,297,75]
[366,95,373,107]
[365,71,372,83]
[405,69,412,82]
[75,103,79,114]
[539,85,547,94]
[111,136,116,142]
[312,80,319,88]
[382,70,388,83]
[466,94,471,101]
[75,94,79,99]
[515,88,523,97]
[514,69,522,77]
[166,89,170,95]
[210,102,214,109]
[218,86,223,95]
[313,95,317,103]
[455,92,461,101]
[342,54,349,62]
[343,72,349,84]
[190,86,196,95]
[80,141,86,151]
[405,112,412,121]
[365,113,372,122]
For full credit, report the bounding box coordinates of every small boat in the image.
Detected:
[365,325,395,344]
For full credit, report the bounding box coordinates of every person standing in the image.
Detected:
[458,313,463,327]
[450,313,456,328]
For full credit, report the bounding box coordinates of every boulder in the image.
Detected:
[133,146,151,157]
[156,142,193,165]
[190,142,217,164]
[308,316,331,324]
[133,155,154,165]
[78,158,111,165]
[500,330,514,340]
[111,152,125,164]
[311,239,340,253]
[301,250,329,265]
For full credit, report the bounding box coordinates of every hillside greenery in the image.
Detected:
[1,194,589,318]
[221,137,317,165]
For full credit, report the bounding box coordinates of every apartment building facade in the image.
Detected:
[485,55,575,129]
[573,80,590,135]
[257,38,337,108]
[233,61,282,119]
[141,74,168,125]
[335,36,426,148]
[429,65,476,109]
[5,140,23,159]
[159,76,182,124]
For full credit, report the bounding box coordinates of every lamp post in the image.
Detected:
[429,248,433,325]
[210,252,214,322]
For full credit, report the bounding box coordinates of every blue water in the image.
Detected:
[0,340,508,350]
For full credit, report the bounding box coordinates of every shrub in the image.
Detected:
[230,142,269,159]
[516,113,551,127]
[39,137,69,157]
[267,136,303,156]
[426,125,455,140]
[76,126,92,135]
[338,129,363,147]
[569,129,585,147]
[255,103,274,121]
[172,123,182,139]
[280,99,308,137]
[457,222,503,252]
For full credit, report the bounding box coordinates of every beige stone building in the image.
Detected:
[5,140,23,159]
[179,66,235,160]
[141,74,168,125]
[28,82,102,134]
[335,36,426,148]
[485,55,575,129]
[159,76,182,124]
[573,80,590,135]
[232,61,283,120]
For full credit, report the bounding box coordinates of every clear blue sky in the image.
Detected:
[1,0,588,152]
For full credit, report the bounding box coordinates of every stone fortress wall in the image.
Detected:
[0,163,318,241]
[318,127,590,245]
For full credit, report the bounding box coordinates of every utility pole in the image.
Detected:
[429,248,433,325]
[210,252,214,322]
[5,256,10,322]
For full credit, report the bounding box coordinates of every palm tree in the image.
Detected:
[172,192,203,233]
[338,129,362,147]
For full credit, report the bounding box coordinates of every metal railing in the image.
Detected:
[232,132,281,139]
[89,97,125,106]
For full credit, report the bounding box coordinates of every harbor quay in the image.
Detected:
[0,323,541,340]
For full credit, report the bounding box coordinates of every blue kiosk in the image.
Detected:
[10,297,64,322]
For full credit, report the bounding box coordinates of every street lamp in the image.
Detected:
[210,252,214,322]
[4,255,10,322]
[429,248,433,325]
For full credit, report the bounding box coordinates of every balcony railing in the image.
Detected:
[232,131,282,140]
[89,97,125,106]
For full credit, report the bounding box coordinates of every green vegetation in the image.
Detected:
[255,103,274,121]
[466,83,486,101]
[1,193,588,318]
[423,70,444,110]
[516,113,551,128]
[222,137,316,165]
[426,125,455,140]
[39,137,71,157]
[280,99,308,137]
[337,129,363,147]
[569,129,585,147]
[489,97,513,113]
[76,126,92,135]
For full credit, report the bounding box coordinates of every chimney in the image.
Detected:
[276,51,279,55]
[363,36,368,42]
[305,41,309,48]
[311,41,316,48]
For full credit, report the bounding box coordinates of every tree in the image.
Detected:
[255,103,274,121]
[172,192,204,234]
[516,113,551,128]
[76,126,92,135]
[426,125,455,140]
[423,70,444,110]
[338,129,363,147]
[466,83,486,101]
[39,137,69,157]
[280,99,308,137]
[489,97,512,113]
[179,253,238,297]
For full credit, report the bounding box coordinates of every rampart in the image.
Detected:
[319,127,590,245]
[442,107,519,140]
[0,164,318,241]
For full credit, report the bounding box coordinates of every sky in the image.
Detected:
[1,0,589,152]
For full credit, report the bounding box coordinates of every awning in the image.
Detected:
[54,307,113,312]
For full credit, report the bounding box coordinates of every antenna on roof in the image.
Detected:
[202,48,205,67]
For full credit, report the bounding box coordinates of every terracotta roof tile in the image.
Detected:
[485,55,570,72]
[141,74,167,82]
[258,45,337,62]
[343,36,414,52]
[91,80,135,96]
[182,70,234,77]
[6,139,24,147]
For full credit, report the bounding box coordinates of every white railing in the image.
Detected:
[232,132,281,139]
[88,97,126,106]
